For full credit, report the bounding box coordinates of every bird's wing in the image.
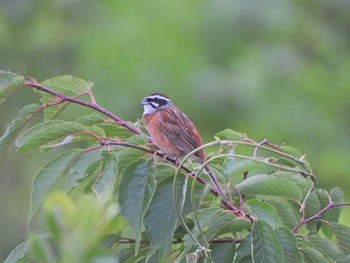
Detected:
[158,107,203,161]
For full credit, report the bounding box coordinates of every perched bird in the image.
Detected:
[140,93,226,201]
[140,93,205,163]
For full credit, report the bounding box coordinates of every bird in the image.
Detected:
[140,93,227,202]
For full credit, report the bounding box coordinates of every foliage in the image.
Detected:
[2,71,350,263]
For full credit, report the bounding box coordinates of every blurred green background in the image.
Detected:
[1,0,349,260]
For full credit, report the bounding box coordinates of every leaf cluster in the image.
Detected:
[1,71,350,263]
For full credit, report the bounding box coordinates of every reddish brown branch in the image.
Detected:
[292,195,350,232]
[24,80,144,136]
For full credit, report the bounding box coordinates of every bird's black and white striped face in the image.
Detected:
[140,93,173,115]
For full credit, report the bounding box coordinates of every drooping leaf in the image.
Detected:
[15,120,104,152]
[37,75,94,120]
[332,223,350,256]
[0,71,25,103]
[0,103,41,155]
[66,149,101,193]
[246,199,281,228]
[214,129,247,141]
[143,176,187,262]
[119,158,156,253]
[92,150,118,197]
[28,149,82,223]
[236,174,303,201]
[275,226,303,263]
[251,220,284,263]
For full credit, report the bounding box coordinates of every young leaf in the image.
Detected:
[275,226,303,263]
[28,149,82,223]
[37,75,94,120]
[0,71,25,103]
[143,176,187,262]
[92,150,118,197]
[0,103,41,155]
[246,199,281,228]
[235,174,302,201]
[251,220,284,263]
[214,129,247,141]
[119,158,156,253]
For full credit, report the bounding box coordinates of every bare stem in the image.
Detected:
[292,196,350,232]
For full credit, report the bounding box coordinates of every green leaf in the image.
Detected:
[116,147,145,172]
[75,113,128,138]
[0,71,25,103]
[143,176,187,262]
[236,174,302,201]
[223,157,264,180]
[246,199,281,228]
[318,188,343,238]
[15,120,104,152]
[267,200,299,229]
[198,243,236,263]
[298,240,331,263]
[332,223,350,255]
[183,207,251,257]
[234,235,252,263]
[28,149,82,223]
[303,191,321,232]
[215,129,247,141]
[29,234,54,263]
[280,145,311,171]
[37,75,93,120]
[0,104,41,155]
[4,240,30,263]
[92,150,118,197]
[307,234,342,261]
[251,220,284,263]
[275,226,303,263]
[66,149,101,193]
[119,159,156,253]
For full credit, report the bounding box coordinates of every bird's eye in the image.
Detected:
[153,97,158,102]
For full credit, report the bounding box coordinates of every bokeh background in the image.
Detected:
[1,0,350,260]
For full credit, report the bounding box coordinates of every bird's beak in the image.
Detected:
[140,98,148,105]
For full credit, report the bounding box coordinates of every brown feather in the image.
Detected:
[143,105,205,163]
